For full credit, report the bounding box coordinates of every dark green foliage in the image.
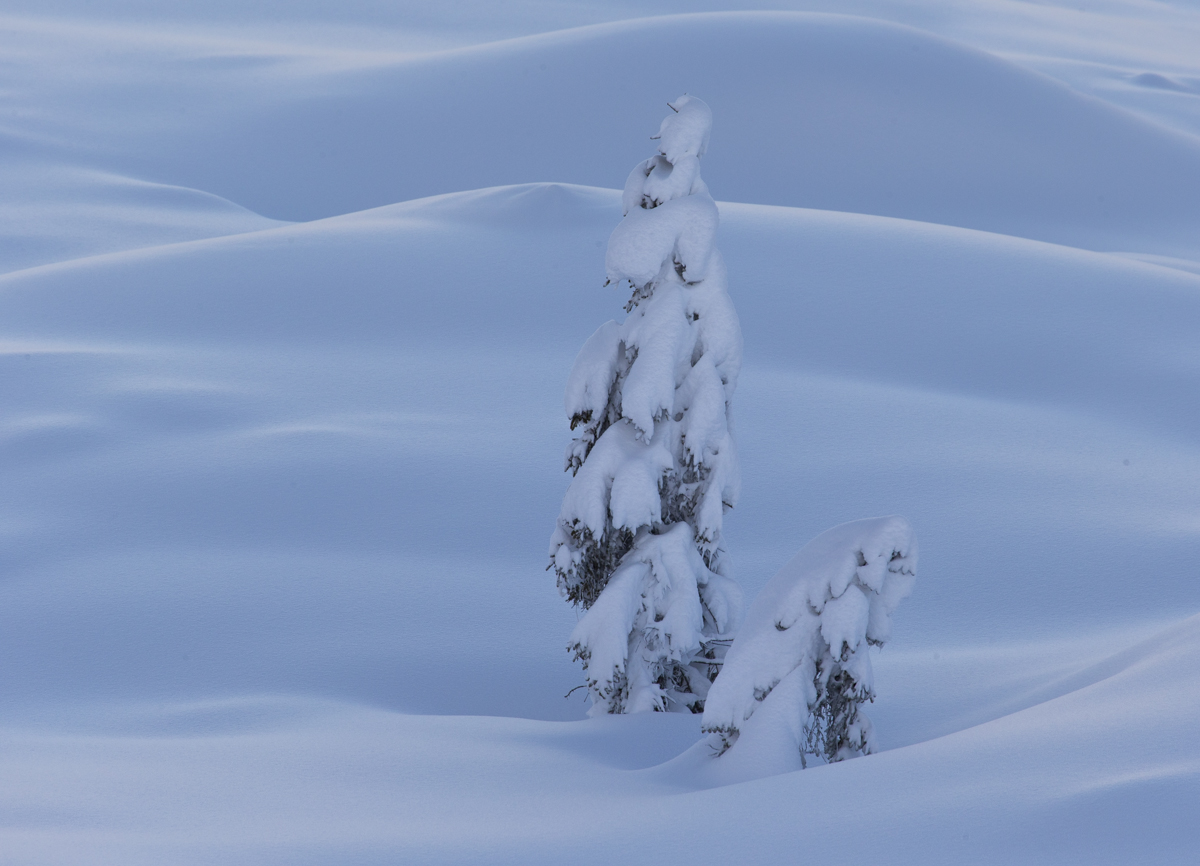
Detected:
[802,666,874,766]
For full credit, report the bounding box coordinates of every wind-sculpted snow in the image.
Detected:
[2,176,1200,858]
[63,12,1199,260]
[0,162,284,274]
[3,0,1200,851]
[0,614,1195,863]
[10,11,1200,258]
[3,184,1199,700]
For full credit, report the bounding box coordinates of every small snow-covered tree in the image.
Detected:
[701,517,916,768]
[550,95,743,715]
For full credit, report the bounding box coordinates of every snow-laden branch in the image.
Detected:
[701,516,917,766]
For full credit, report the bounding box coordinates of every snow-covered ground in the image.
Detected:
[3,2,1200,862]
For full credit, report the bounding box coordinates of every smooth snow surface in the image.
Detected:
[88,12,1200,257]
[3,2,1200,863]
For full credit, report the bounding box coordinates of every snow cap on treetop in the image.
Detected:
[651,94,712,163]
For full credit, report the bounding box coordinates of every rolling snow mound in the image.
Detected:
[112,12,1200,260]
[4,5,1200,862]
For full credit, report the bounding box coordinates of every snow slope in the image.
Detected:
[8,10,1200,255]
[4,183,1200,859]
[3,612,1197,864]
[78,12,1200,258]
[0,162,284,274]
[2,2,1200,862]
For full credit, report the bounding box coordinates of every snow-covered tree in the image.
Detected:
[700,517,916,768]
[550,95,743,715]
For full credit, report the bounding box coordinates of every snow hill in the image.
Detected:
[2,3,1200,863]
[31,12,1200,255]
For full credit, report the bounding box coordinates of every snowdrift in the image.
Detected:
[9,13,1200,257]
[1,609,1196,863]
[0,161,283,275]
[4,182,1200,717]
[106,12,1200,259]
[4,4,1200,862]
